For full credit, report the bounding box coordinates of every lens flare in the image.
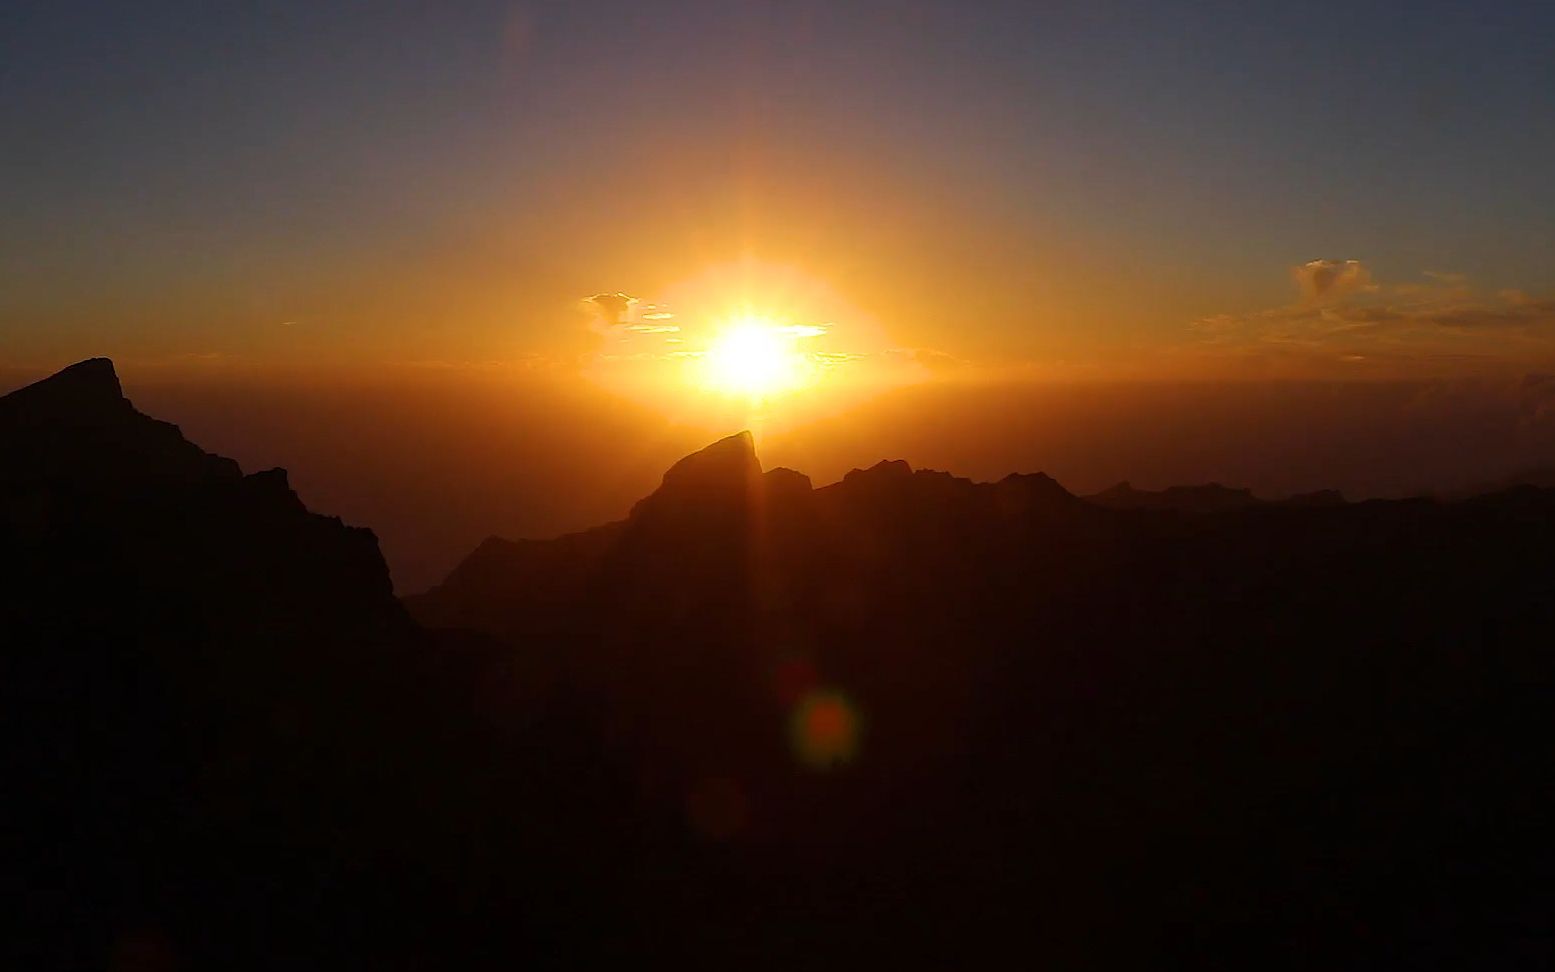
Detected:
[789,688,861,771]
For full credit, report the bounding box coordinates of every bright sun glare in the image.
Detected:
[702,317,811,396]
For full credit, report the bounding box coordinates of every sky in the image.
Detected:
[4,0,1554,376]
[5,1,1555,589]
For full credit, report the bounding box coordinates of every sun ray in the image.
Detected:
[700,315,813,397]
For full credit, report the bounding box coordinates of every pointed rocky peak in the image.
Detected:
[660,431,761,491]
[1,357,128,419]
[1,357,240,490]
[630,432,763,519]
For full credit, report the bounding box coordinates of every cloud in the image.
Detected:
[573,291,961,389]
[779,324,829,338]
[877,347,969,373]
[1190,261,1555,375]
[583,292,638,327]
[1292,259,1375,303]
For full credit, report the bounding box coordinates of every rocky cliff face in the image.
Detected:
[404,427,1555,969]
[1,357,240,492]
[3,360,445,971]
[1,358,407,651]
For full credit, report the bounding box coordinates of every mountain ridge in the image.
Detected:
[0,357,241,491]
[10,358,1555,969]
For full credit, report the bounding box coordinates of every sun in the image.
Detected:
[701,316,811,396]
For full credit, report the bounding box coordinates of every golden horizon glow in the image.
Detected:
[574,263,945,429]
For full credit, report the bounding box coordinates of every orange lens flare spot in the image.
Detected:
[789,688,861,771]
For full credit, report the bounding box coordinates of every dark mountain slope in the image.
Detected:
[1447,463,1555,499]
[1085,479,1263,512]
[11,361,1555,969]
[412,432,1555,969]
[0,357,239,492]
[3,361,613,970]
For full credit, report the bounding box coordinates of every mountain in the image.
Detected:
[11,365,1555,969]
[1084,479,1263,512]
[1277,486,1347,507]
[406,433,1094,640]
[409,432,1555,969]
[0,357,239,493]
[1084,480,1350,512]
[2,360,526,971]
[1446,464,1555,500]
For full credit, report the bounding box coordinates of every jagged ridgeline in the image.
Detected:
[2,360,616,969]
[6,359,1555,969]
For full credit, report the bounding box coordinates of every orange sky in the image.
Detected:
[6,4,1555,388]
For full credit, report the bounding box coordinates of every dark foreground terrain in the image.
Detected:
[7,359,1553,969]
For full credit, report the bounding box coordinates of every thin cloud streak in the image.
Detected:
[1189,261,1555,376]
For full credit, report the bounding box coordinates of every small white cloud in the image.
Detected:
[1293,259,1374,303]
[780,324,830,338]
[583,292,638,326]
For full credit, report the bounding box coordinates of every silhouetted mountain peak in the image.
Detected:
[843,458,912,486]
[662,431,760,487]
[998,470,1065,491]
[996,471,1078,507]
[3,357,127,414]
[763,466,814,497]
[240,466,309,512]
[1,357,239,489]
[2,356,406,641]
[1086,480,1261,514]
[629,431,762,519]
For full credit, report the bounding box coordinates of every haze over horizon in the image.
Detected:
[6,357,1555,593]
